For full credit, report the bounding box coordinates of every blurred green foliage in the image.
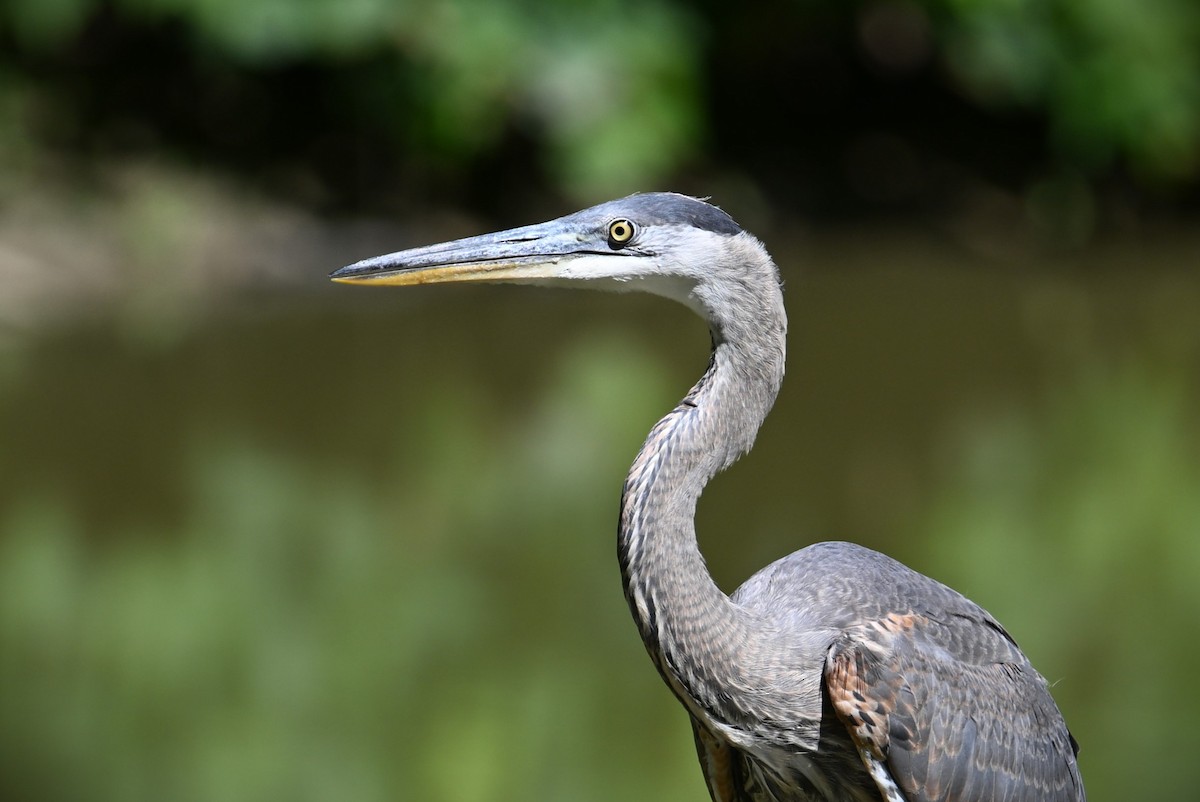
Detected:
[2,0,1198,202]
[1,0,702,199]
[935,0,1200,181]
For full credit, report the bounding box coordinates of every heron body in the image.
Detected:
[332,193,1085,801]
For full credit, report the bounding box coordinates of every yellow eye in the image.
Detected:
[607,218,636,246]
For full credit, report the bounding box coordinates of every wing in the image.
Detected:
[825,612,1085,802]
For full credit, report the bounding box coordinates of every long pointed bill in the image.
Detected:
[330,218,606,287]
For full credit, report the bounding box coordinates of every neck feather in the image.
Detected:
[617,251,786,725]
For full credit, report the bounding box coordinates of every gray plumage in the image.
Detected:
[332,193,1085,802]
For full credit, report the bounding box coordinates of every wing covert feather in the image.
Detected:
[825,613,1084,802]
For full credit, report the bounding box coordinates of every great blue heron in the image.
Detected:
[331,193,1085,802]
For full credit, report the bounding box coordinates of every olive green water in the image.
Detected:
[1,243,1198,801]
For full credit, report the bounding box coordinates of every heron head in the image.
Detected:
[330,193,765,315]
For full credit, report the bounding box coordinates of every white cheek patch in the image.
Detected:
[547,253,703,313]
[555,253,637,280]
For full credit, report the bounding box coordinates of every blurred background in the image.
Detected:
[1,0,1198,800]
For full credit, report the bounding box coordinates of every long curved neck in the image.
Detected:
[618,267,786,725]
